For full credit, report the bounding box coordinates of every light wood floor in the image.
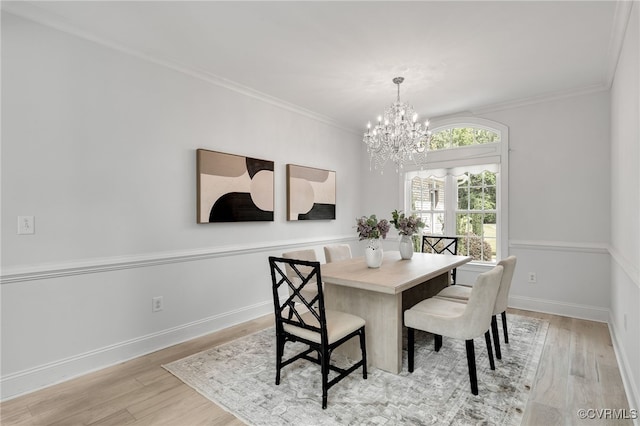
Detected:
[1,309,632,425]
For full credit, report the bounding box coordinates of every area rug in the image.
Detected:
[164,314,548,425]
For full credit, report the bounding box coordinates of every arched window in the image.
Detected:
[403,118,508,264]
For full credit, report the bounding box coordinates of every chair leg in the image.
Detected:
[275,334,285,385]
[501,311,509,344]
[491,315,502,360]
[465,339,478,395]
[320,348,329,409]
[434,334,442,352]
[408,327,415,373]
[359,328,368,379]
[484,331,495,370]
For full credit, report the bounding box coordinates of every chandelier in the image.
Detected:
[363,77,431,172]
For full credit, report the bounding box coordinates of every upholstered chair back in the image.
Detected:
[282,249,317,283]
[323,244,352,263]
[458,265,503,339]
[493,256,517,315]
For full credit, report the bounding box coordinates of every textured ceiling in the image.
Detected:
[3,1,623,131]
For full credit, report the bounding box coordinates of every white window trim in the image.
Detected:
[398,117,509,264]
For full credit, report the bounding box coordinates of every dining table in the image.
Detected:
[321,250,472,374]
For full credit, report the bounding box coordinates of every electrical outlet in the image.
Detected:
[527,272,537,283]
[17,216,35,235]
[152,296,164,312]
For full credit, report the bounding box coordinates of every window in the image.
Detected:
[429,127,500,150]
[456,170,497,261]
[410,176,445,235]
[403,119,508,264]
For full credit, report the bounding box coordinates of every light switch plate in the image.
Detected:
[17,216,35,235]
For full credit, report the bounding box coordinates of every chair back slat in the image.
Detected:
[422,235,459,255]
[422,235,459,284]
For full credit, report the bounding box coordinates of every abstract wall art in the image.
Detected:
[197,149,274,223]
[287,164,336,221]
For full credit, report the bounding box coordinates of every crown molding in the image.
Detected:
[469,83,609,116]
[1,2,356,134]
[3,1,630,134]
[604,0,636,89]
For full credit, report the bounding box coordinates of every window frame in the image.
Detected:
[399,117,509,265]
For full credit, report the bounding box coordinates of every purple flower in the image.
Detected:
[390,209,425,236]
[356,215,390,240]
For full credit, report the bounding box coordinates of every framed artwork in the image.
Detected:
[287,164,336,221]
[197,149,274,223]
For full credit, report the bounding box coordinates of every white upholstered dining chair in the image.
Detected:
[323,244,352,263]
[404,264,503,395]
[434,256,517,359]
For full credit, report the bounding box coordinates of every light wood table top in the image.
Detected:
[321,250,471,373]
[321,251,472,294]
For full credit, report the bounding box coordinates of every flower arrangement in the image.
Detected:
[356,215,390,240]
[390,210,425,236]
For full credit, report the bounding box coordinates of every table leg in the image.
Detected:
[324,271,450,374]
[324,283,403,374]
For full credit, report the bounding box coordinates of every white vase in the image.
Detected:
[365,239,383,268]
[399,235,414,260]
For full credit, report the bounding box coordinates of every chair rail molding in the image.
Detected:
[509,239,609,254]
[609,245,640,289]
[0,235,357,285]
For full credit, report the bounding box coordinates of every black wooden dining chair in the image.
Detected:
[422,235,459,284]
[268,256,367,409]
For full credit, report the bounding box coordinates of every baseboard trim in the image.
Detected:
[608,311,640,422]
[508,295,609,323]
[0,300,274,401]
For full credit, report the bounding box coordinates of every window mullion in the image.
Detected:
[445,175,456,236]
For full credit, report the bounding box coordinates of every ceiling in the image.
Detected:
[3,1,625,131]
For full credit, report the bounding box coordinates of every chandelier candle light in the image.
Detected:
[363,77,432,173]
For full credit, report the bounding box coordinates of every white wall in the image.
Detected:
[609,2,640,410]
[0,13,362,399]
[480,91,611,321]
[362,90,612,321]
